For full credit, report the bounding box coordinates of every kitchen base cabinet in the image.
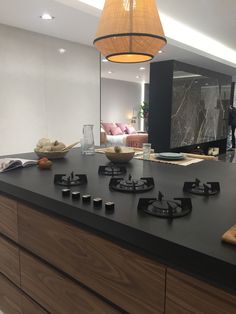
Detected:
[0,194,18,242]
[0,236,20,287]
[20,251,121,314]
[165,269,236,314]
[18,202,166,314]
[21,297,48,314]
[0,273,47,314]
[0,273,21,314]
[1,193,236,314]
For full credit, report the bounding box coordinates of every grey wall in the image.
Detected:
[101,78,142,128]
[0,24,100,155]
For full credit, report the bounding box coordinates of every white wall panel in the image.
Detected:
[101,78,141,129]
[0,24,100,155]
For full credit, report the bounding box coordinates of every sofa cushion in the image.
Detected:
[110,126,123,136]
[116,123,128,133]
[101,122,116,135]
[126,126,137,134]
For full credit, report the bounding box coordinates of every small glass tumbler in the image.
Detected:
[143,143,151,160]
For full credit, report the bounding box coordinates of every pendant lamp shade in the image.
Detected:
[94,0,167,63]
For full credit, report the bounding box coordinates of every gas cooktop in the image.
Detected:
[53,167,220,221]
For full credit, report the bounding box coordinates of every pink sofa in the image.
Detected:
[101,122,148,148]
[126,133,148,148]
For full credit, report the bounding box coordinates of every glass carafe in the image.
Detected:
[82,124,95,155]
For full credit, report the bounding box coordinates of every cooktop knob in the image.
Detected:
[62,189,71,197]
[72,191,80,200]
[105,202,115,211]
[82,194,91,203]
[93,198,103,207]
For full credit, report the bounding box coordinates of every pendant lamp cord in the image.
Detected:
[129,0,134,53]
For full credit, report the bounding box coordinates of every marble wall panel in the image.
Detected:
[170,73,231,148]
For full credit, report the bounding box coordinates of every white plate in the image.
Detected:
[157,152,185,160]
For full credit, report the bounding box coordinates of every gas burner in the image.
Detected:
[98,165,126,176]
[109,174,154,193]
[54,172,87,187]
[138,192,192,218]
[183,178,220,196]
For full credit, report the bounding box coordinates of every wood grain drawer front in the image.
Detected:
[0,273,22,314]
[20,251,121,314]
[0,236,20,286]
[21,297,48,314]
[0,194,18,242]
[18,203,165,314]
[166,269,236,314]
[0,273,47,314]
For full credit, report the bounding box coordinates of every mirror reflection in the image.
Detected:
[100,58,150,148]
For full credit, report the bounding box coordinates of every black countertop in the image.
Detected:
[0,149,236,293]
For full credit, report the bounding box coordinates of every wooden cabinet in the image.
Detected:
[21,297,48,314]
[166,269,236,314]
[1,193,236,314]
[0,273,21,314]
[0,273,47,314]
[20,251,120,314]
[18,202,166,314]
[0,236,20,286]
[0,194,18,242]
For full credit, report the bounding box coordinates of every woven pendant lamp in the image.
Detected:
[94,0,167,63]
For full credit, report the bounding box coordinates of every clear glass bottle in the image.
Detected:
[82,124,95,155]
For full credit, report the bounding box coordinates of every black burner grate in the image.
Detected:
[138,192,192,218]
[98,165,127,176]
[109,175,154,193]
[54,172,87,187]
[183,178,220,196]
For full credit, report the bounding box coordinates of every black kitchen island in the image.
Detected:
[0,148,236,313]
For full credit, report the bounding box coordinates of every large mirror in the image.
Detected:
[100,57,150,148]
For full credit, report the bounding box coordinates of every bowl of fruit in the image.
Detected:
[34,138,79,159]
[104,146,135,163]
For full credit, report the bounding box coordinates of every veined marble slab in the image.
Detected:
[170,72,230,148]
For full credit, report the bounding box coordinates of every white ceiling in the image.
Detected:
[102,43,236,84]
[0,0,97,45]
[0,0,235,83]
[157,0,236,51]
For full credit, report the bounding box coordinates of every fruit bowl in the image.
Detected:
[34,139,80,159]
[104,147,135,163]
[34,149,70,160]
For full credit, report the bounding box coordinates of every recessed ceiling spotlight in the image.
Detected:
[58,48,66,54]
[158,50,163,54]
[108,71,113,74]
[40,13,55,20]
[136,75,140,79]
[139,67,146,70]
